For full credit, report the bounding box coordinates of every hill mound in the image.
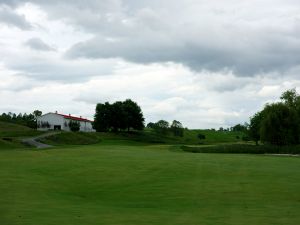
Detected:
[0,121,31,132]
[0,121,42,138]
[39,132,101,145]
[40,129,246,146]
[0,121,43,149]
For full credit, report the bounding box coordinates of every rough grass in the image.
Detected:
[40,132,102,145]
[40,129,245,146]
[181,144,300,154]
[0,121,43,138]
[182,129,246,144]
[0,121,42,149]
[0,138,28,149]
[0,142,299,225]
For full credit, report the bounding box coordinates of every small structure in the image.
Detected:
[37,112,95,132]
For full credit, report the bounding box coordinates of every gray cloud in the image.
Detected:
[65,31,300,76]
[2,0,300,76]
[60,0,300,76]
[25,38,55,51]
[4,55,117,82]
[0,5,32,29]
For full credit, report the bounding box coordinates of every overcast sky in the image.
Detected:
[1,0,300,128]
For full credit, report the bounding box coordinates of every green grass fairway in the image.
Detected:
[1,142,300,225]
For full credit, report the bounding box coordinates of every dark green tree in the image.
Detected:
[69,120,80,132]
[231,123,248,132]
[110,101,126,132]
[248,111,264,145]
[153,120,170,135]
[146,122,155,128]
[280,88,299,108]
[249,89,300,146]
[93,99,145,132]
[123,99,144,131]
[0,110,42,129]
[197,133,206,140]
[93,102,111,132]
[260,103,299,145]
[170,120,184,137]
[33,110,42,120]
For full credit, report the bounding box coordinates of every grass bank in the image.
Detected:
[181,144,300,154]
[0,121,43,149]
[40,128,246,146]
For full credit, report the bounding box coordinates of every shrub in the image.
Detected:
[181,144,300,154]
[68,120,80,132]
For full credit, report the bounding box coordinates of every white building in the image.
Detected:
[37,112,95,132]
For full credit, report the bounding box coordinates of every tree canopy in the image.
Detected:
[249,89,300,146]
[68,120,81,132]
[147,119,184,137]
[170,120,184,137]
[0,110,42,129]
[93,99,144,132]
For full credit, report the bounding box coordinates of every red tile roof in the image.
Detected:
[56,113,93,122]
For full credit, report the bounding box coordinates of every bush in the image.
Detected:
[68,120,80,132]
[197,133,206,140]
[181,144,300,154]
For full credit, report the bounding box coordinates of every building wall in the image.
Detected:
[64,118,95,132]
[37,113,95,132]
[37,113,65,131]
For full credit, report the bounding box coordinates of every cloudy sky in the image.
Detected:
[1,0,300,128]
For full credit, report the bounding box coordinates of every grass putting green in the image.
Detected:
[0,141,300,225]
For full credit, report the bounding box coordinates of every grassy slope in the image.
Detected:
[40,129,245,146]
[0,142,299,225]
[0,121,42,149]
[182,144,300,154]
[39,132,102,145]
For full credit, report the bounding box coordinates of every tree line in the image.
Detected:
[248,89,300,146]
[3,90,298,147]
[147,120,185,137]
[0,110,42,128]
[93,99,144,132]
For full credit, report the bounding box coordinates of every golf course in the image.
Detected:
[0,122,300,225]
[2,0,300,223]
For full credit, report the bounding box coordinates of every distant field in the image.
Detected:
[0,141,299,225]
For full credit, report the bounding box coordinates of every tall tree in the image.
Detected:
[110,101,126,131]
[93,99,145,132]
[249,89,300,146]
[170,120,184,137]
[33,110,42,120]
[248,111,264,145]
[93,102,111,132]
[260,103,299,145]
[69,120,80,132]
[153,120,170,135]
[280,88,299,108]
[123,99,144,131]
